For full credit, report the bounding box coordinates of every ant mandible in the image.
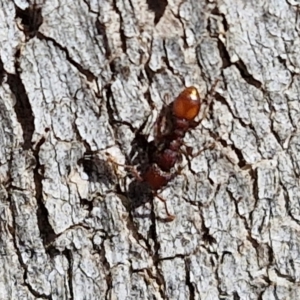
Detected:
[110,83,217,221]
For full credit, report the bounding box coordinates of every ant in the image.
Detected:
[109,82,218,221]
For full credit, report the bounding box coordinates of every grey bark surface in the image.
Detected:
[0,0,299,299]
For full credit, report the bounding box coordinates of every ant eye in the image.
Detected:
[172,87,201,121]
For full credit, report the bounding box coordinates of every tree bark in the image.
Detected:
[0,0,299,299]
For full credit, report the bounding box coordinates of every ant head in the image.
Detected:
[172,86,201,121]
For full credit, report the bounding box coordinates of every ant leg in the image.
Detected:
[153,92,174,141]
[188,79,220,130]
[200,78,220,122]
[155,194,175,221]
[154,113,165,141]
[163,92,171,106]
[183,141,216,159]
[105,153,143,182]
[208,78,220,98]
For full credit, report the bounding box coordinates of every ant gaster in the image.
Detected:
[110,85,215,221]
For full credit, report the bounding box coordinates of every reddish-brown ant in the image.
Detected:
[109,83,217,221]
[140,86,201,220]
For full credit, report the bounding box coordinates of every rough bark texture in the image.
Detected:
[0,0,299,299]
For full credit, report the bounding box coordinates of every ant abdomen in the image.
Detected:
[142,164,173,191]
